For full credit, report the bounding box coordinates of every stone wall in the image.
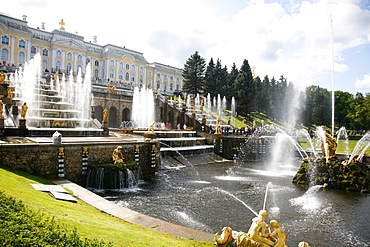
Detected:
[0,141,160,185]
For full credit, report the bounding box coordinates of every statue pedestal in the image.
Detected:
[102,121,109,136]
[19,118,28,136]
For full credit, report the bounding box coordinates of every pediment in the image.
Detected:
[53,39,86,50]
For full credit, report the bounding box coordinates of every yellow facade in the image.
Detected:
[0,13,183,94]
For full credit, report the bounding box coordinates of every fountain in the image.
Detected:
[3,53,100,136]
[131,87,155,129]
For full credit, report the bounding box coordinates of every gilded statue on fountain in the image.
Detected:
[214,209,309,247]
[112,146,125,165]
[320,126,337,160]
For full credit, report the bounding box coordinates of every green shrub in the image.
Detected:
[0,191,110,246]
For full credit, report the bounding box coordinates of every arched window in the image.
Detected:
[77,65,82,73]
[56,61,61,72]
[86,58,90,64]
[148,79,152,88]
[132,65,135,71]
[170,83,173,91]
[157,73,160,78]
[140,67,143,73]
[77,55,82,62]
[140,75,143,83]
[109,69,114,78]
[176,84,179,91]
[94,69,99,78]
[170,76,174,80]
[66,63,72,73]
[94,60,99,66]
[148,71,152,76]
[119,71,123,80]
[1,49,9,60]
[18,40,26,48]
[119,62,123,69]
[131,73,135,82]
[110,60,114,67]
[164,81,167,91]
[1,35,9,45]
[164,75,168,80]
[31,46,36,54]
[67,52,72,60]
[125,63,130,70]
[125,72,129,81]
[18,51,25,63]
[42,49,48,56]
[176,78,179,82]
[56,50,62,58]
[157,80,160,89]
[42,59,48,70]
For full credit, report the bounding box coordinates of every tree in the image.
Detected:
[334,91,354,128]
[182,51,206,96]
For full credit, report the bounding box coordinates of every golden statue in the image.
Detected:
[149,122,155,133]
[320,126,337,160]
[268,220,287,247]
[21,102,28,119]
[82,146,89,155]
[7,87,13,98]
[54,71,59,82]
[103,108,108,122]
[246,210,274,246]
[112,146,124,164]
[58,147,65,156]
[59,19,65,30]
[215,118,222,134]
[214,227,233,247]
[0,71,5,83]
[0,100,3,119]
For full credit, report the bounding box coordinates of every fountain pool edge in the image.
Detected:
[53,179,214,242]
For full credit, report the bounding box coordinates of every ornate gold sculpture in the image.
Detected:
[58,147,64,156]
[103,108,108,122]
[21,102,28,119]
[0,100,3,119]
[107,85,117,94]
[215,118,222,134]
[0,71,5,83]
[320,126,337,160]
[214,226,233,247]
[82,146,89,155]
[215,209,297,247]
[59,19,65,30]
[112,146,124,164]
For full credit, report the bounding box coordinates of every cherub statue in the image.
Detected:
[246,210,274,246]
[0,71,5,83]
[112,146,124,165]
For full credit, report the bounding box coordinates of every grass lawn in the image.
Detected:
[298,139,360,154]
[0,166,213,247]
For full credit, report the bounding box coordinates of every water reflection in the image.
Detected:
[93,160,370,246]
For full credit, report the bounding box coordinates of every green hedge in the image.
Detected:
[0,190,110,246]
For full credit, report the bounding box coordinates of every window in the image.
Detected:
[119,71,123,80]
[132,65,135,71]
[125,72,129,81]
[77,65,82,73]
[148,71,152,76]
[109,69,114,78]
[1,49,9,60]
[164,82,167,91]
[2,36,9,45]
[170,76,173,80]
[140,67,143,73]
[170,83,173,91]
[119,62,123,69]
[176,78,179,82]
[56,50,62,58]
[42,59,48,70]
[94,69,99,78]
[131,73,135,82]
[42,49,48,56]
[157,81,160,89]
[176,84,179,91]
[157,73,160,78]
[66,63,72,73]
[125,63,130,70]
[140,75,143,83]
[77,55,82,62]
[164,75,168,80]
[31,46,36,54]
[94,60,99,66]
[18,51,25,63]
[67,52,72,60]
[56,61,61,72]
[110,60,114,67]
[86,58,90,64]
[148,79,152,88]
[18,40,26,48]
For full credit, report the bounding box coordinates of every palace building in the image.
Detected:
[0,13,184,128]
[0,13,184,94]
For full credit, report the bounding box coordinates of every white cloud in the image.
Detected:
[355,73,370,89]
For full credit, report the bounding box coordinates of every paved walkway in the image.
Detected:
[54,180,214,242]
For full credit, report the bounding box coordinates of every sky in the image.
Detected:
[2,0,370,95]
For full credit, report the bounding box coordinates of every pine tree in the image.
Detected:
[182,51,206,96]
